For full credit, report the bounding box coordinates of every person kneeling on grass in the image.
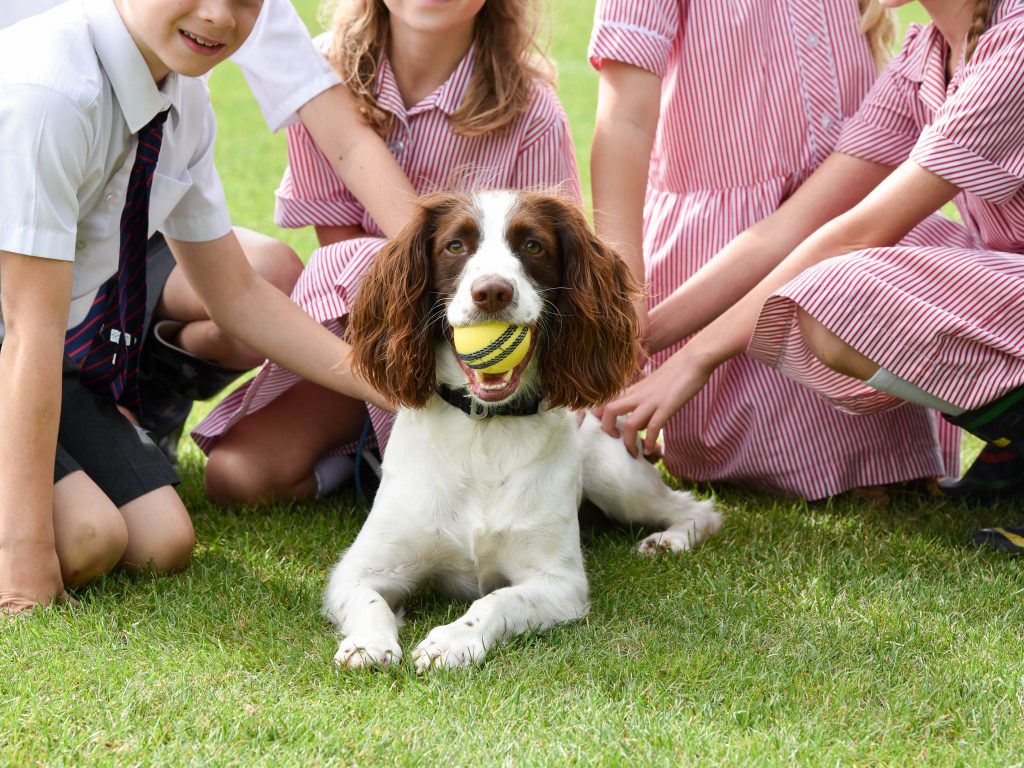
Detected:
[598,0,1024,552]
[0,0,389,614]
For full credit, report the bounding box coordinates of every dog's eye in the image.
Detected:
[446,240,465,254]
[523,240,542,255]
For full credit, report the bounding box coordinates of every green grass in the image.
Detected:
[5,3,1024,766]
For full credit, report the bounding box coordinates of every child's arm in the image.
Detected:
[165,232,391,410]
[600,158,960,456]
[645,153,895,354]
[590,61,662,335]
[297,86,417,239]
[0,251,73,612]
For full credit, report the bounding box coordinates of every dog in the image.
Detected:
[324,190,722,672]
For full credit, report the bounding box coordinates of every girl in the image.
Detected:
[589,0,960,501]
[193,0,581,505]
[599,0,1024,546]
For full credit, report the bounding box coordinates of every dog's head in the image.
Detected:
[347,190,640,411]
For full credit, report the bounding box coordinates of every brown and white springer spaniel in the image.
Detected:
[324,191,721,672]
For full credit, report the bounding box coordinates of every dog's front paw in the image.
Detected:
[412,623,488,673]
[333,634,402,670]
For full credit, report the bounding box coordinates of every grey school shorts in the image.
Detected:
[51,233,181,506]
[54,356,179,506]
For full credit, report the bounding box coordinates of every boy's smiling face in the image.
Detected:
[115,0,263,83]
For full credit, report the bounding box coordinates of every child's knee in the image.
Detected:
[53,474,129,588]
[119,490,196,574]
[252,240,303,295]
[205,445,305,507]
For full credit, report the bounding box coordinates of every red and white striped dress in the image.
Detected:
[589,0,959,499]
[193,42,580,454]
[749,9,1024,418]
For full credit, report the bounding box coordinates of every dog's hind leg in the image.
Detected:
[579,413,723,554]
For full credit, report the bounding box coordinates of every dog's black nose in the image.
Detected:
[471,276,514,313]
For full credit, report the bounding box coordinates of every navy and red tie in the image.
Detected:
[65,110,169,412]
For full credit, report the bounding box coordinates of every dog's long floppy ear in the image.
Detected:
[537,196,641,409]
[347,199,447,408]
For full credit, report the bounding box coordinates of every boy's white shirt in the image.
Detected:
[0,0,233,340]
[0,0,339,132]
[0,0,338,341]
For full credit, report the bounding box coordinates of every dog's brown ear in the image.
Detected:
[536,197,641,409]
[347,199,448,408]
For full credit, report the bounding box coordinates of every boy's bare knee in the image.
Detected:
[53,473,129,588]
[119,489,196,574]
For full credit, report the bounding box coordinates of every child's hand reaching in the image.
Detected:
[597,345,716,459]
[0,540,67,615]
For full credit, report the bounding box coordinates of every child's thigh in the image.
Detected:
[156,227,302,321]
[209,380,368,479]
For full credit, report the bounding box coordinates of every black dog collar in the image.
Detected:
[435,383,541,420]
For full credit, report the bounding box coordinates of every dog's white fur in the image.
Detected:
[324,192,722,672]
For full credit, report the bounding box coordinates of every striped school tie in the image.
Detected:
[65,110,169,412]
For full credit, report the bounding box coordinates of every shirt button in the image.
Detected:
[806,33,820,48]
[822,116,834,131]
[389,139,406,153]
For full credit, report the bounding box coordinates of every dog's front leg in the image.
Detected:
[324,538,427,670]
[411,568,588,673]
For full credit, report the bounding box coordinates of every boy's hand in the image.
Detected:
[0,540,67,615]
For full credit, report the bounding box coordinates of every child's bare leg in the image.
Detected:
[204,380,369,507]
[156,227,302,370]
[117,487,195,574]
[52,472,128,587]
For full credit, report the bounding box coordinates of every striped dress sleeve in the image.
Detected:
[588,0,681,76]
[274,121,366,229]
[911,22,1024,203]
[833,25,925,167]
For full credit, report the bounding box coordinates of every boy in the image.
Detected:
[0,0,417,464]
[0,0,386,614]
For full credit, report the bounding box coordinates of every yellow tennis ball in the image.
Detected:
[452,321,532,374]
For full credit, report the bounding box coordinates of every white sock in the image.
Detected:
[864,368,965,416]
[313,454,355,499]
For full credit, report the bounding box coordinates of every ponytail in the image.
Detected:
[858,0,898,72]
[965,0,996,62]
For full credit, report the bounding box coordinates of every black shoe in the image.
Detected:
[944,385,1024,457]
[971,525,1024,554]
[938,443,1024,503]
[137,321,246,464]
[143,321,247,401]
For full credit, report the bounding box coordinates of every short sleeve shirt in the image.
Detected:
[0,0,340,134]
[836,1,1024,251]
[275,35,581,235]
[0,0,233,339]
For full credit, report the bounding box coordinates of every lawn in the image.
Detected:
[4,3,1024,767]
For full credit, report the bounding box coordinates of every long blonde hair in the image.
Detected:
[858,0,898,71]
[321,0,552,139]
